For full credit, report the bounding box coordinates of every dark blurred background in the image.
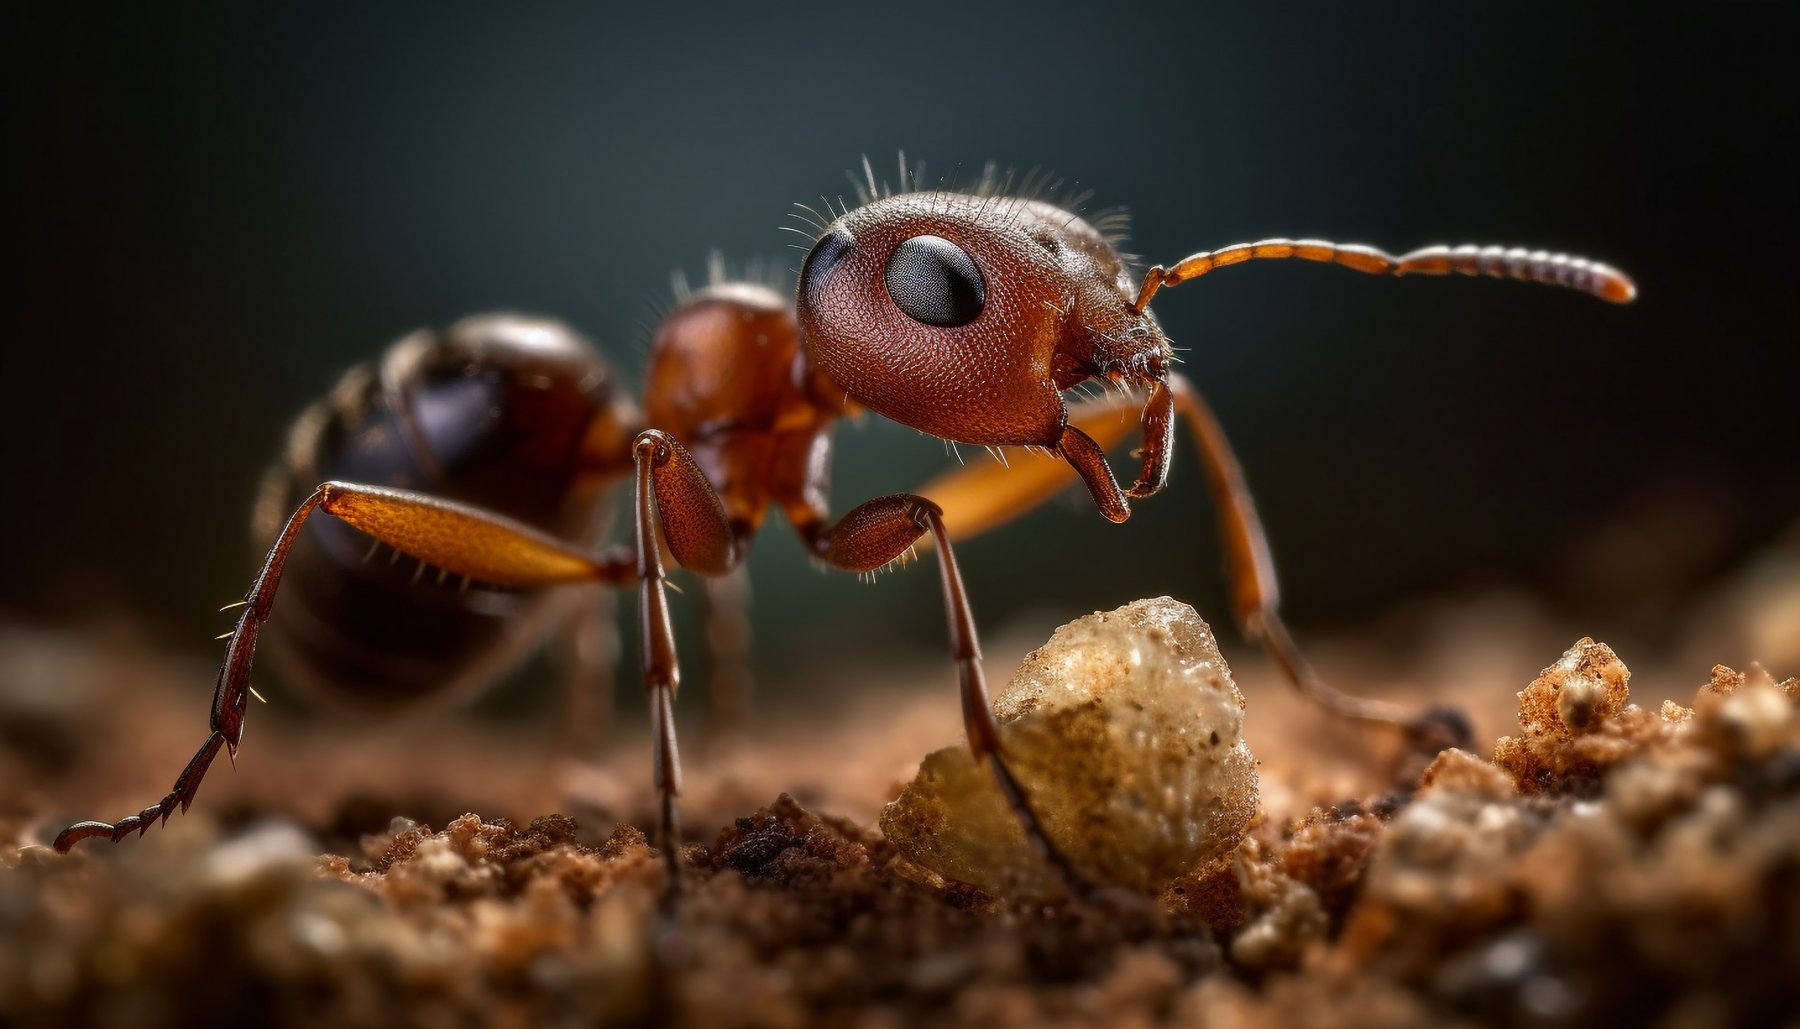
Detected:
[5,6,1794,698]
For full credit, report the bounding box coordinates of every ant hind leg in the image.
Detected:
[54,481,635,853]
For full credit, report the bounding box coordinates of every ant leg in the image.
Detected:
[796,494,1091,895]
[630,430,746,885]
[54,482,634,853]
[914,386,1467,749]
[699,568,754,744]
[1164,373,1470,748]
[554,469,642,759]
[555,589,618,758]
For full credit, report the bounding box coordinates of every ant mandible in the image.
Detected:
[55,159,1634,892]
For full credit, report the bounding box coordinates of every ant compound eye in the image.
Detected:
[800,228,854,309]
[884,235,986,327]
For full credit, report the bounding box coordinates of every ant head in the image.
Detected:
[797,192,1170,447]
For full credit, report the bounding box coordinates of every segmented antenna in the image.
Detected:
[1131,238,1636,312]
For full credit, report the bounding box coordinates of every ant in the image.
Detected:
[55,159,1634,893]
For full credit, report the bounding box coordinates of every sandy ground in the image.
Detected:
[2,534,1798,1027]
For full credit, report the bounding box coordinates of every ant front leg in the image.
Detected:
[54,483,634,853]
[916,384,1470,752]
[1161,373,1469,749]
[790,492,1091,895]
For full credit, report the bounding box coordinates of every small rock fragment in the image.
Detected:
[1699,663,1798,762]
[1494,639,1653,792]
[1230,879,1326,970]
[1527,638,1630,738]
[1418,749,1515,799]
[880,597,1258,899]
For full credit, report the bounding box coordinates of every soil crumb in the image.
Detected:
[2,616,1797,1026]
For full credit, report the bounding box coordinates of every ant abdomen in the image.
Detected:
[253,314,639,709]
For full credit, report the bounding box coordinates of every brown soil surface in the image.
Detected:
[3,573,1797,1027]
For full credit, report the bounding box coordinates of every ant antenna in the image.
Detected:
[1131,239,1636,313]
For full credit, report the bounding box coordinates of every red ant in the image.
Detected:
[55,159,1633,891]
